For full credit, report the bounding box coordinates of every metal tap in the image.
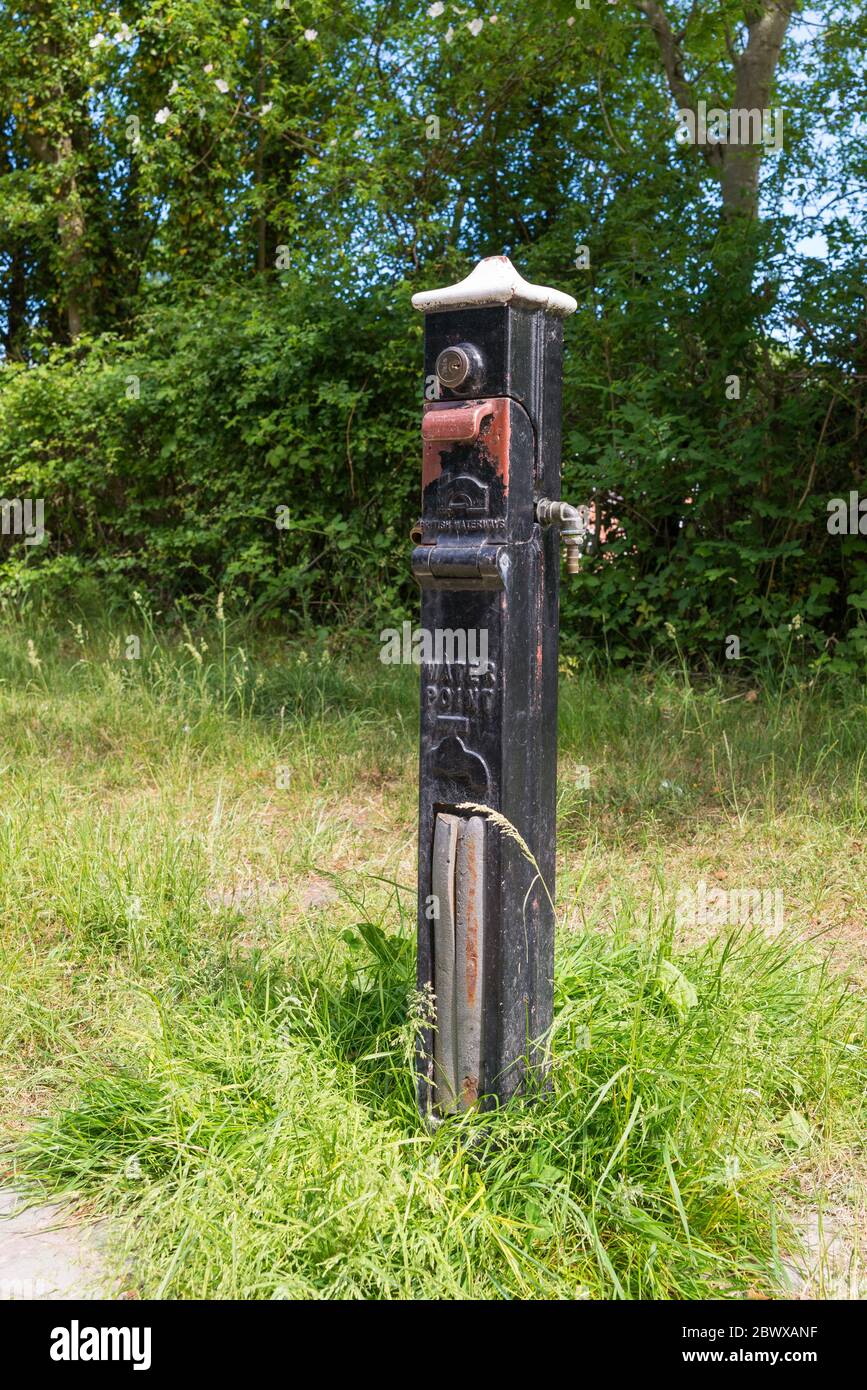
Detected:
[535,498,589,575]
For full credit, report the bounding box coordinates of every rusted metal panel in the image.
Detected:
[421,396,511,495]
[455,815,485,1109]
[431,813,459,1114]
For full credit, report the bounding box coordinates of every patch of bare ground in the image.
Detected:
[0,1188,112,1301]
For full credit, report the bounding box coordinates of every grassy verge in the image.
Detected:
[0,608,865,1298]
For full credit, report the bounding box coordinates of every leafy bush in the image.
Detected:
[2,272,864,672]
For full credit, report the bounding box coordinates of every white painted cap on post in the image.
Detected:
[411,255,577,318]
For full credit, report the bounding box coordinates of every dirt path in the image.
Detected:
[0,1189,108,1300]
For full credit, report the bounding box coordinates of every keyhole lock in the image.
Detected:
[435,342,485,393]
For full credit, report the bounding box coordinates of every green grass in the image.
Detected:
[0,606,865,1299]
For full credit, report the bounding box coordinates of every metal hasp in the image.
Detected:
[411,255,578,1119]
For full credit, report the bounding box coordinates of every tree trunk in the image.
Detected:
[0,127,28,357]
[255,23,267,275]
[24,127,88,340]
[21,3,89,341]
[4,244,27,359]
[634,0,795,221]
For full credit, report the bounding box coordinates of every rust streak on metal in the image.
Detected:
[461,1075,479,1107]
[464,838,480,1006]
[477,399,510,488]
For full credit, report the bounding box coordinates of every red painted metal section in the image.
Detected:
[421,397,511,493]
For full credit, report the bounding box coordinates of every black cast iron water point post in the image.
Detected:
[411,256,579,1118]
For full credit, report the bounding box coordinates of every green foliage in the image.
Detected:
[11,907,866,1299]
[1,268,864,669]
[1,1,865,669]
[0,276,422,628]
[0,630,864,1297]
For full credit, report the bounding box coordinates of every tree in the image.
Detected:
[634,1,797,221]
